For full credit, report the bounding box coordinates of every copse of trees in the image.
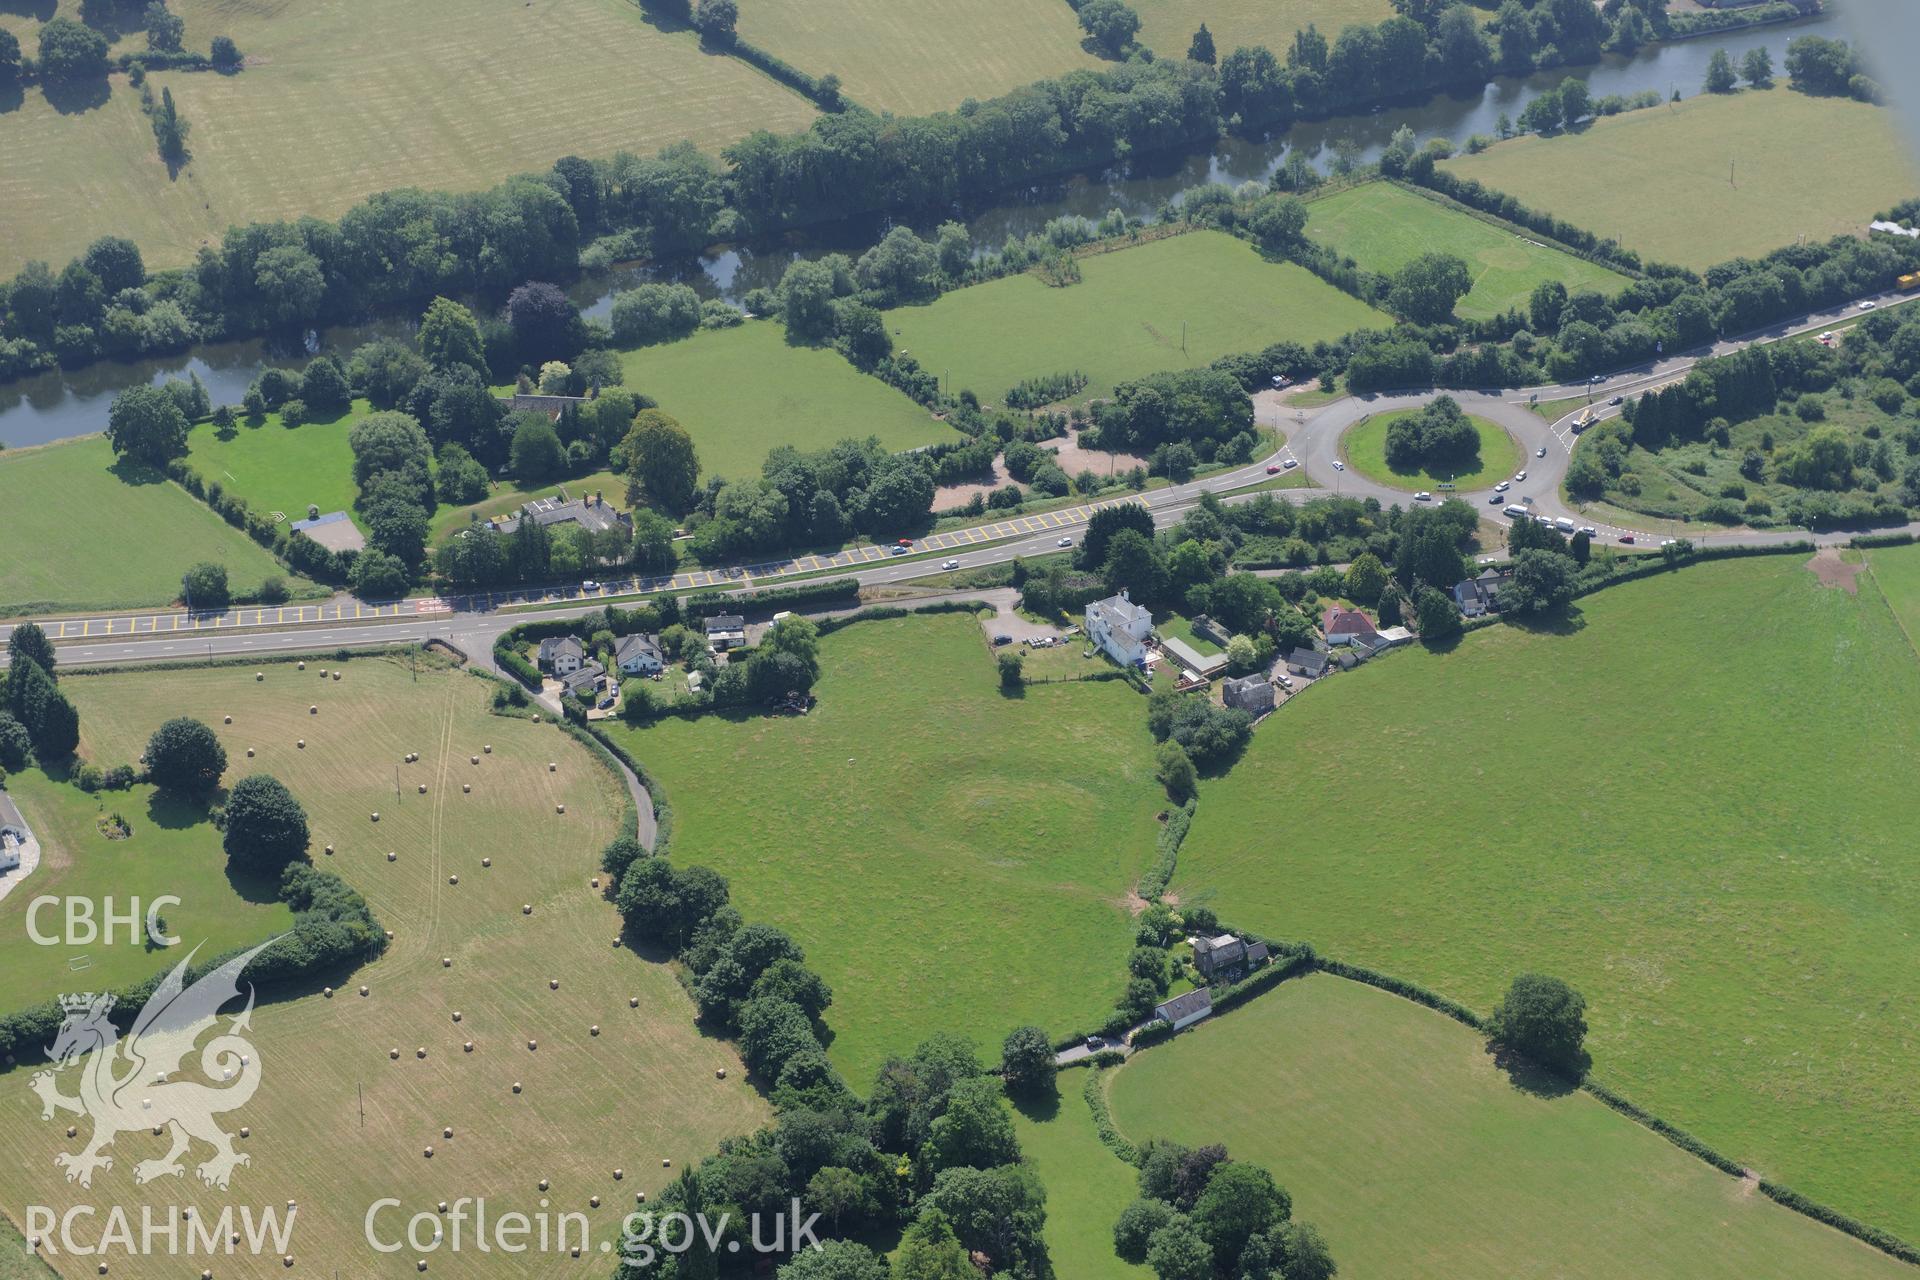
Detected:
[4,627,79,763]
[221,774,311,873]
[143,717,227,795]
[1382,394,1481,471]
[36,18,109,82]
[1113,1137,1336,1280]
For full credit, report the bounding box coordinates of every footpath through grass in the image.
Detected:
[604,611,1164,1083]
[1304,181,1629,321]
[0,436,299,614]
[620,321,959,482]
[887,231,1391,402]
[1107,974,1914,1280]
[0,656,768,1280]
[1439,88,1920,270]
[1175,552,1920,1241]
[1341,407,1521,491]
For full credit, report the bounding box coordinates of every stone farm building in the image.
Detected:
[1222,674,1274,715]
[492,492,630,538]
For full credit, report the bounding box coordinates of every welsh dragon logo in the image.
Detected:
[30,938,279,1190]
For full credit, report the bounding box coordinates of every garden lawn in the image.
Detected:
[0,436,299,614]
[619,321,958,481]
[1127,0,1390,59]
[1304,181,1629,321]
[1439,88,1920,271]
[184,402,364,530]
[604,612,1164,1083]
[1175,554,1920,1242]
[0,655,768,1280]
[736,0,1100,115]
[1012,1084,1147,1280]
[0,0,818,276]
[1107,974,1914,1280]
[888,231,1391,402]
[1341,406,1521,491]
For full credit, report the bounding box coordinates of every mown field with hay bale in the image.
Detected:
[0,654,768,1280]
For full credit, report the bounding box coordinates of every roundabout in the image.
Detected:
[1338,404,1524,494]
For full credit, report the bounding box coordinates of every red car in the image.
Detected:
[896,537,913,547]
[1266,464,1282,474]
[1619,534,1635,544]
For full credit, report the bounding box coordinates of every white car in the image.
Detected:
[1859,300,1878,311]
[1515,470,1528,482]
[1660,538,1678,547]
[1537,445,1548,458]
[1283,458,1298,469]
[1494,480,1510,493]
[1577,526,1598,537]
[941,559,960,571]
[580,580,600,593]
[1414,491,1432,502]
[1332,460,1345,471]
[1057,536,1074,548]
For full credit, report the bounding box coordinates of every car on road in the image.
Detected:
[1494,480,1510,492]
[992,634,1012,646]
[1859,300,1878,311]
[1283,458,1298,469]
[1414,491,1432,502]
[1266,464,1282,474]
[1332,460,1345,471]
[1588,374,1606,384]
[1503,504,1529,518]
[941,559,960,571]
[1619,534,1636,544]
[1515,470,1528,482]
[1660,538,1678,547]
[889,544,908,555]
[1577,526,1598,537]
[1607,395,1624,406]
[1534,514,1553,526]
[1536,445,1548,457]
[1057,536,1074,547]
[1554,517,1576,532]
[1489,493,1505,504]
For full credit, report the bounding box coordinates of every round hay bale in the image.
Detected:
[98,1264,108,1275]
[443,1128,453,1140]
[309,706,317,715]
[527,1039,538,1051]
[452,1011,461,1022]
[463,1041,473,1052]
[556,804,565,815]
[359,986,369,997]
[629,997,639,1008]
[66,1126,76,1138]
[383,930,394,941]
[438,1201,448,1213]
[531,715,540,723]
[635,1192,645,1204]
[522,904,533,915]
[255,672,263,682]
[423,1147,433,1158]
[482,857,491,867]
[662,1158,670,1168]
[416,1263,427,1274]
[448,875,458,885]
[570,1247,581,1259]
[591,877,600,889]
[463,784,471,794]
[387,851,397,862]
[389,1049,399,1060]
[538,1179,550,1192]
[612,937,621,948]
[239,1128,251,1139]
[371,812,380,822]
[511,1081,522,1094]
[283,1257,294,1269]
[319,669,327,677]
[223,715,232,724]
[323,844,334,856]
[716,1068,726,1080]
[613,1168,624,1181]
[332,672,341,681]
[590,1025,600,1037]
[297,740,305,749]
[484,744,493,753]
[442,957,452,968]
[246,748,255,758]
[416,1048,427,1059]
[418,784,427,795]
[548,979,559,990]
[298,662,306,671]
[590,1196,601,1209]
[470,755,479,765]
[548,762,557,772]
[322,988,333,999]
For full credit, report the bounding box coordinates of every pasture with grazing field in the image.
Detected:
[1012,1086,1147,1280]
[0,436,303,614]
[618,320,958,481]
[734,0,1100,116]
[604,611,1164,1084]
[1439,88,1920,271]
[1106,974,1914,1280]
[184,402,365,530]
[1127,0,1390,62]
[0,0,818,277]
[887,231,1392,402]
[1340,405,1521,491]
[1175,551,1920,1243]
[1304,181,1629,321]
[0,655,768,1280]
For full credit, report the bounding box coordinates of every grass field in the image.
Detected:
[1304,182,1629,321]
[1012,1085,1146,1280]
[0,436,302,614]
[604,611,1163,1083]
[1127,0,1390,58]
[0,0,817,277]
[184,402,365,530]
[1439,88,1920,271]
[1341,406,1521,491]
[0,655,768,1280]
[1106,974,1913,1280]
[888,231,1391,402]
[1174,551,1920,1241]
[735,0,1100,115]
[619,321,958,481]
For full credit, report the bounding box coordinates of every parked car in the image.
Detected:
[897,537,914,547]
[1414,490,1432,502]
[992,634,1012,646]
[1085,1034,1104,1050]
[580,580,599,592]
[597,695,616,710]
[1057,536,1074,547]
[941,559,960,570]
[1588,373,1606,384]
[889,544,908,555]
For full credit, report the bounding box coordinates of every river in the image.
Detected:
[0,9,1841,450]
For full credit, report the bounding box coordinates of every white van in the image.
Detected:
[1504,505,1529,519]
[1554,518,1576,533]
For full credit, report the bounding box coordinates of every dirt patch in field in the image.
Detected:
[1044,430,1146,478]
[933,455,1014,510]
[1806,548,1865,595]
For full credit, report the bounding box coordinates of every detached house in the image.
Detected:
[1192,933,1247,980]
[704,614,747,652]
[537,635,586,676]
[1086,590,1153,667]
[1323,607,1379,648]
[615,633,665,677]
[1153,988,1213,1033]
[1453,568,1513,618]
[1222,674,1275,715]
